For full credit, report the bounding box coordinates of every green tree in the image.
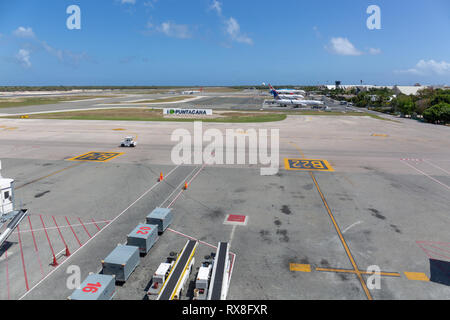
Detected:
[423,103,450,124]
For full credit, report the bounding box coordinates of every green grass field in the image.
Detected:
[2,107,397,123]
[111,96,196,104]
[3,108,287,123]
[0,96,118,109]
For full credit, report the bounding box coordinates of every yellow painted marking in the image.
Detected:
[316,267,400,277]
[285,159,334,172]
[290,263,311,272]
[310,173,372,300]
[288,142,306,158]
[288,140,372,300]
[68,151,124,162]
[404,272,429,281]
[372,134,389,137]
[113,128,126,131]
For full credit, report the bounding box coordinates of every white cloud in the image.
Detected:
[13,26,35,38]
[225,17,253,45]
[210,0,222,16]
[369,48,382,55]
[15,49,31,68]
[396,59,450,75]
[121,0,136,4]
[10,27,89,67]
[149,21,192,39]
[313,26,321,39]
[144,0,158,8]
[327,37,362,56]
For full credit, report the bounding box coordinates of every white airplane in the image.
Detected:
[182,88,202,95]
[269,84,324,107]
[267,84,305,95]
[266,84,305,99]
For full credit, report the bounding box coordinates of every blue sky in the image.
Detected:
[0,0,449,86]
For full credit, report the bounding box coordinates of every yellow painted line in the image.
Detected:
[316,267,356,274]
[284,159,334,172]
[287,140,372,300]
[372,134,389,137]
[288,141,306,158]
[112,128,126,131]
[404,272,430,281]
[290,263,311,272]
[310,172,372,300]
[67,151,124,163]
[316,267,400,277]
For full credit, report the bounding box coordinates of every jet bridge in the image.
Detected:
[0,160,28,248]
[207,242,230,300]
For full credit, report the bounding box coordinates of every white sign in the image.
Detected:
[163,108,213,116]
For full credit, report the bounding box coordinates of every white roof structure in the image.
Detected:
[393,86,428,96]
[325,85,394,90]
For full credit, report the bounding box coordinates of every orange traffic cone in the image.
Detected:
[184,182,188,190]
[65,246,71,257]
[51,255,58,267]
[159,172,164,182]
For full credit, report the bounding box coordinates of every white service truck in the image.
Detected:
[193,261,213,300]
[120,137,137,148]
[148,260,175,296]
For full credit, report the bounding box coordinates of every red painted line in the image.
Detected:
[27,216,45,279]
[91,218,101,232]
[167,228,218,250]
[65,217,82,247]
[421,247,450,260]
[52,216,67,248]
[5,250,10,300]
[39,214,56,258]
[426,244,450,254]
[78,218,92,239]
[417,240,450,247]
[18,165,182,301]
[17,225,30,291]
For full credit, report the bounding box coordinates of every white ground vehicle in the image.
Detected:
[120,136,137,148]
[148,259,175,296]
[193,261,213,300]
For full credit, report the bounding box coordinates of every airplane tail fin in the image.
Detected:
[268,84,280,100]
